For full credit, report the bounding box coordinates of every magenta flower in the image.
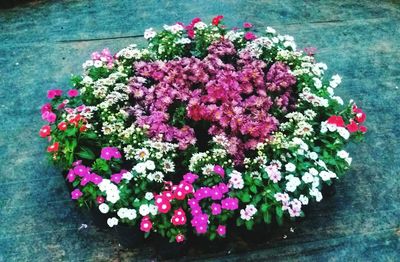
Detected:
[40,103,52,114]
[210,187,223,200]
[195,224,208,234]
[110,173,122,184]
[73,165,90,177]
[183,172,199,183]
[80,174,91,186]
[244,32,256,40]
[216,225,226,236]
[91,173,103,185]
[218,183,229,194]
[100,147,121,160]
[96,196,105,204]
[221,197,239,210]
[66,169,75,183]
[47,89,62,99]
[211,203,222,215]
[71,189,83,200]
[67,89,79,97]
[213,165,225,178]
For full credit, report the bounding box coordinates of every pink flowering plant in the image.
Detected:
[39,16,367,243]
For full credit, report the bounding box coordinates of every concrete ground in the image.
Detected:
[0,0,399,261]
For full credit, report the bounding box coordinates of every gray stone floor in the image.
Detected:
[0,0,399,261]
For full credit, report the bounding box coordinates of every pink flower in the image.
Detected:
[346,120,358,133]
[100,147,121,160]
[47,89,62,99]
[195,224,208,234]
[73,165,90,177]
[212,15,224,26]
[66,169,75,183]
[213,165,225,178]
[71,189,83,200]
[90,173,103,185]
[176,234,185,243]
[40,103,52,114]
[243,22,253,28]
[244,32,256,40]
[67,89,79,97]
[42,111,56,123]
[155,195,171,213]
[47,142,59,152]
[140,216,153,232]
[216,225,226,236]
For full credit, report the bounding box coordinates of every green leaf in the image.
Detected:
[241,192,251,203]
[263,212,271,224]
[261,203,269,212]
[276,206,283,218]
[245,220,254,230]
[250,185,257,194]
[65,128,77,137]
[76,147,96,160]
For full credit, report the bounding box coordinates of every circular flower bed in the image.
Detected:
[39,16,367,243]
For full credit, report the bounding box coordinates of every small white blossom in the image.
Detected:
[107,217,118,227]
[99,203,110,214]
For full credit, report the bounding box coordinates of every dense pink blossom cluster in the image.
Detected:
[129,39,297,163]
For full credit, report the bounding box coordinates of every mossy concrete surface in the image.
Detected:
[0,0,399,261]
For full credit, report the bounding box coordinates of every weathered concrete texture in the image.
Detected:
[0,0,399,261]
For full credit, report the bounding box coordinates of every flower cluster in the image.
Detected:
[39,16,367,243]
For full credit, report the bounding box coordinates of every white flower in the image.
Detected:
[309,168,319,176]
[194,22,207,30]
[285,163,296,172]
[133,163,147,174]
[330,74,341,88]
[145,192,154,201]
[308,152,318,160]
[286,176,301,192]
[313,78,322,89]
[98,179,111,192]
[228,170,244,189]
[162,159,175,173]
[99,203,110,214]
[319,171,331,181]
[345,157,352,165]
[312,177,320,188]
[332,96,344,105]
[139,204,150,216]
[94,60,103,68]
[275,192,290,202]
[150,171,164,183]
[310,188,323,202]
[144,28,156,39]
[302,172,314,183]
[106,191,120,204]
[337,150,349,159]
[122,171,133,181]
[337,127,350,140]
[176,38,191,44]
[266,26,276,34]
[201,164,214,175]
[135,148,150,161]
[149,204,158,216]
[299,195,309,205]
[245,204,257,216]
[107,217,118,227]
[145,160,156,170]
[117,208,128,218]
[126,209,137,220]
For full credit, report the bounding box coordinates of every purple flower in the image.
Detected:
[213,165,225,178]
[216,225,226,236]
[211,203,222,215]
[100,147,121,160]
[71,189,83,200]
[110,173,122,184]
[80,174,91,186]
[195,224,208,234]
[218,183,229,194]
[183,172,199,184]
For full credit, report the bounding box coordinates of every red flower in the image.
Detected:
[212,15,224,26]
[346,120,358,133]
[353,107,366,123]
[47,142,59,152]
[327,115,345,127]
[140,216,153,232]
[187,28,195,39]
[58,122,67,131]
[79,125,87,132]
[174,188,186,200]
[191,17,201,25]
[39,125,51,138]
[359,125,367,133]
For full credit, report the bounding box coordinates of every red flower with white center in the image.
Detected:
[58,122,67,131]
[359,125,367,133]
[346,120,358,133]
[174,188,186,200]
[140,216,153,232]
[327,115,345,127]
[79,125,87,132]
[155,195,171,213]
[47,142,59,152]
[39,125,51,138]
[353,107,366,123]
